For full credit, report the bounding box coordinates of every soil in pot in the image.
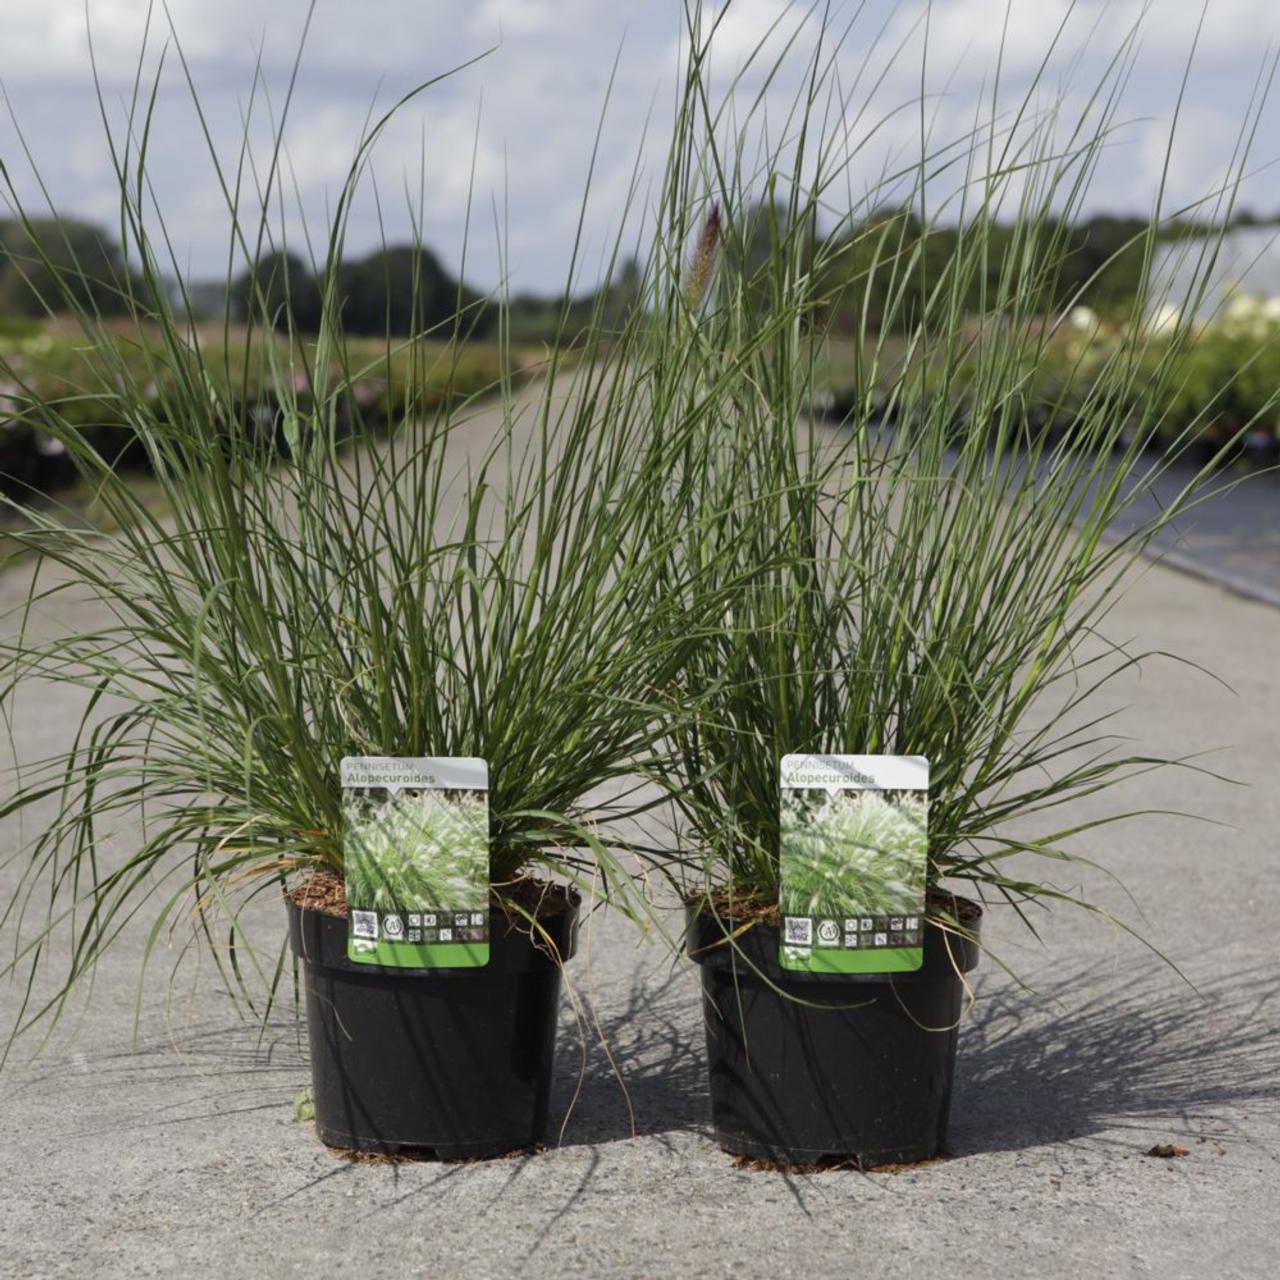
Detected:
[686,894,981,1168]
[288,872,579,1159]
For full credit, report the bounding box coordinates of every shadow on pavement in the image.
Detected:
[551,954,1280,1162]
[6,1005,308,1138]
[550,962,709,1151]
[951,959,1280,1155]
[23,952,1277,1167]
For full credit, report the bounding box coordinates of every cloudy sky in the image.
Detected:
[1,1,1278,295]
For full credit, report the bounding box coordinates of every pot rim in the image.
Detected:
[684,892,982,985]
[287,889,580,978]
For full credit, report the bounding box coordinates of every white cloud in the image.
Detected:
[885,0,1280,82]
[886,0,1081,81]
[1130,101,1265,217]
[284,105,370,191]
[0,0,230,82]
[705,0,798,66]
[467,0,562,40]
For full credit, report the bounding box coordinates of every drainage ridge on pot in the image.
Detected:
[288,881,580,1159]
[685,898,981,1167]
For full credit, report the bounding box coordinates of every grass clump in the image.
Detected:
[0,8,774,1052]
[649,3,1265,956]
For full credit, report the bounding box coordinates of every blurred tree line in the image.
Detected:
[0,217,639,344]
[814,208,1246,331]
[0,217,137,317]
[232,246,640,343]
[2,208,1275,340]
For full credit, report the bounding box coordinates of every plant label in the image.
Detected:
[341,756,490,968]
[779,754,928,974]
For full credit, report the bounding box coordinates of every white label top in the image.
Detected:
[340,756,489,793]
[780,754,928,793]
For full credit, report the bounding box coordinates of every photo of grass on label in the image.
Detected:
[343,789,489,917]
[780,789,927,920]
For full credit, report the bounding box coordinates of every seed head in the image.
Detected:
[684,203,722,308]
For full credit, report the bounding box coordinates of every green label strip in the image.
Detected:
[349,940,490,969]
[781,945,922,974]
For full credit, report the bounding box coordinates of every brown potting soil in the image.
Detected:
[287,869,579,923]
[689,887,983,931]
[289,870,348,917]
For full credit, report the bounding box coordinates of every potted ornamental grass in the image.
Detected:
[0,31,781,1157]
[648,11,1263,1167]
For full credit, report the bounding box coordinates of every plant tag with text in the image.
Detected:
[342,756,490,968]
[779,754,928,975]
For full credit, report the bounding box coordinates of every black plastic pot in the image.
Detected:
[287,890,578,1158]
[686,899,981,1166]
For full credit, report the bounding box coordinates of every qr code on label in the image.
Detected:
[351,910,378,940]
[783,917,812,946]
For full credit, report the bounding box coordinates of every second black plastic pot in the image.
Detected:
[287,887,578,1158]
[686,898,981,1166]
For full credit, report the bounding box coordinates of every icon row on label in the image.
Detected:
[839,929,923,949]
[403,912,486,928]
[783,916,924,950]
[406,927,487,944]
[839,915,920,932]
[350,909,487,944]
